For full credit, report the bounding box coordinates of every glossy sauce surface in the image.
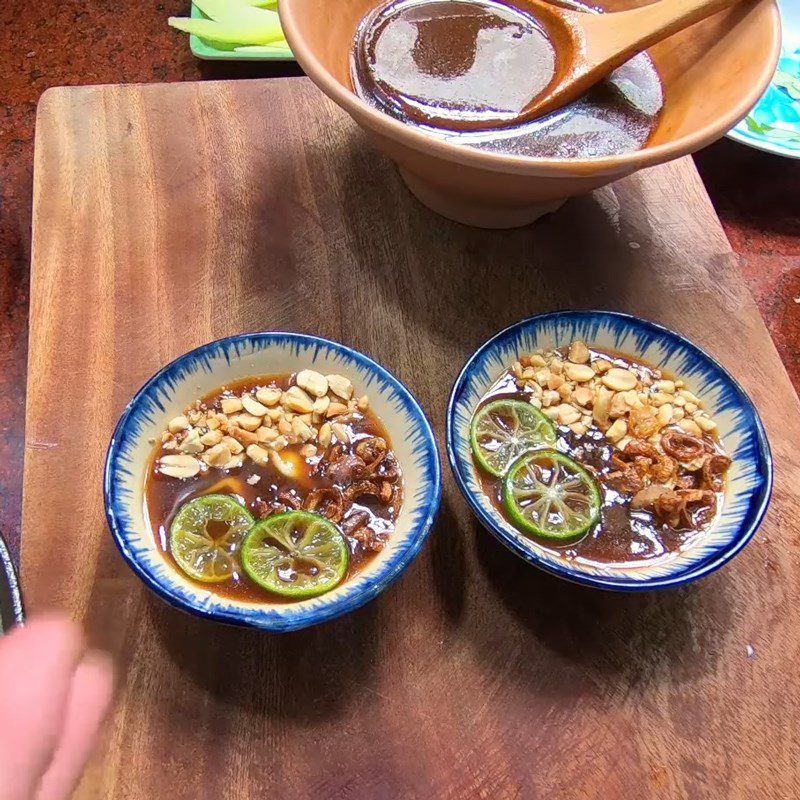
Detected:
[474,350,726,567]
[145,375,403,603]
[352,0,664,158]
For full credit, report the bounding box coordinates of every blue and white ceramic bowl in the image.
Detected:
[447,312,773,591]
[105,332,442,631]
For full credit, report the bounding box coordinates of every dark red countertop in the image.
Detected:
[0,0,798,563]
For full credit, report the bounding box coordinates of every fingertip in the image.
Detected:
[78,649,115,707]
[8,614,86,665]
[34,649,116,800]
[0,614,87,696]
[0,615,88,799]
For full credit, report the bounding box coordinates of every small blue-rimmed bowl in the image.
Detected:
[447,311,773,592]
[105,332,442,631]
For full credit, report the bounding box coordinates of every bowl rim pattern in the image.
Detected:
[446,310,774,591]
[0,532,24,634]
[104,331,442,631]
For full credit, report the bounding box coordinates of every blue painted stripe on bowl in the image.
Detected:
[105,332,442,631]
[0,531,24,633]
[446,311,773,592]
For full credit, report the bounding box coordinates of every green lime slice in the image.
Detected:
[169,494,255,583]
[241,511,349,599]
[502,450,601,542]
[470,398,557,477]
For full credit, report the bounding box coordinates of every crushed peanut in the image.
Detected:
[269,449,298,479]
[602,367,638,392]
[296,369,329,398]
[327,374,354,401]
[331,422,350,444]
[510,341,723,459]
[220,397,243,415]
[564,363,594,383]
[158,454,200,479]
[568,340,590,364]
[256,387,281,406]
[282,386,315,414]
[327,402,349,418]
[606,418,628,443]
[242,394,269,417]
[155,369,369,478]
[202,443,232,468]
[246,444,271,466]
[168,415,190,434]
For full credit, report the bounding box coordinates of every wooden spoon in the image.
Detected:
[513,0,750,124]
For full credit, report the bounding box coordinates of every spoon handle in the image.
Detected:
[581,0,747,71]
[517,0,751,123]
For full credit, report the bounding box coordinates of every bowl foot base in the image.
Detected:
[399,169,566,229]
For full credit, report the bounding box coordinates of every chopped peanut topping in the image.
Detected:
[511,340,724,469]
[155,369,370,477]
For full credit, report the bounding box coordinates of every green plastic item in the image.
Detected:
[188,2,294,62]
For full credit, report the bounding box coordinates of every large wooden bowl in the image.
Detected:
[280,0,780,228]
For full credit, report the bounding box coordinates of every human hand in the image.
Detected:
[0,615,114,800]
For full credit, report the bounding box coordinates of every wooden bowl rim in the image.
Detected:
[280,0,781,177]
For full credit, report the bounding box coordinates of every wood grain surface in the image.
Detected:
[24,78,800,800]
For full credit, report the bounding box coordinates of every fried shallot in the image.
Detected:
[653,489,716,529]
[661,430,705,463]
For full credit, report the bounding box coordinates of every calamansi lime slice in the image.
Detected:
[502,450,601,542]
[169,494,254,583]
[470,398,557,477]
[241,511,349,599]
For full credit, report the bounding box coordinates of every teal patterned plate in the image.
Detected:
[728,0,800,158]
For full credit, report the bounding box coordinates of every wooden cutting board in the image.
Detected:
[25,78,800,799]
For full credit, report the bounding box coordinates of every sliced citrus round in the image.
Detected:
[241,511,349,599]
[470,398,557,477]
[502,450,601,542]
[169,494,254,583]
